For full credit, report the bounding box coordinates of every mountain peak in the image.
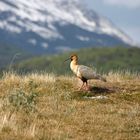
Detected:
[0,0,133,53]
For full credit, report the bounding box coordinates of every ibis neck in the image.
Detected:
[70,60,78,74]
[71,60,78,66]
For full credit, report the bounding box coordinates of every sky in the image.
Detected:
[85,0,140,45]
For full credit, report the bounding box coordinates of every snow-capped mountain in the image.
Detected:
[0,0,133,53]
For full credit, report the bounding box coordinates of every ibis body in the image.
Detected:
[65,54,106,90]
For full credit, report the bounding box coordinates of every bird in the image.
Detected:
[64,54,106,90]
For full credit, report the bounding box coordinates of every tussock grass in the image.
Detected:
[0,71,140,140]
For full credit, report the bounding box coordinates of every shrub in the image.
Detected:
[8,89,38,113]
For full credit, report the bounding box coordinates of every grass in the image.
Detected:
[0,71,140,140]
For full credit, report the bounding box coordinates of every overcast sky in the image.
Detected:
[85,0,140,45]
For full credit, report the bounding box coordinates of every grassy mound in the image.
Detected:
[0,71,140,140]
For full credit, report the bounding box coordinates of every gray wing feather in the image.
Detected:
[78,65,98,79]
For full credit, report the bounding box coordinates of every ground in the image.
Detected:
[0,71,140,140]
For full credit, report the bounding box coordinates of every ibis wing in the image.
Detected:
[78,65,97,79]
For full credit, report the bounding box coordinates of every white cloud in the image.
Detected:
[103,0,140,8]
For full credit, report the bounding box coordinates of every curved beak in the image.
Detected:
[64,57,70,63]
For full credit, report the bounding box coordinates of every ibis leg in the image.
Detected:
[80,82,84,90]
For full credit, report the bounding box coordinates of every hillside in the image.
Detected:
[0,71,140,139]
[0,43,32,70]
[13,47,140,74]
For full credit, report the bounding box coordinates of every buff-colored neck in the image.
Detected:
[70,58,79,74]
[71,58,78,66]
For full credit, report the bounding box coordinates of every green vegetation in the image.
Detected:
[13,46,140,74]
[0,71,140,139]
[0,43,32,71]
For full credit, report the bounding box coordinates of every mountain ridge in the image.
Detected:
[0,0,134,54]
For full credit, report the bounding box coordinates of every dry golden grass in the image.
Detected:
[0,71,140,140]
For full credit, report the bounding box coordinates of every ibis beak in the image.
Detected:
[64,57,71,63]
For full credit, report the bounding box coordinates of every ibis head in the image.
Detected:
[64,54,78,62]
[70,54,78,61]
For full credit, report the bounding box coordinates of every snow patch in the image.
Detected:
[28,39,37,45]
[42,43,48,49]
[77,35,90,41]
[0,21,21,33]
